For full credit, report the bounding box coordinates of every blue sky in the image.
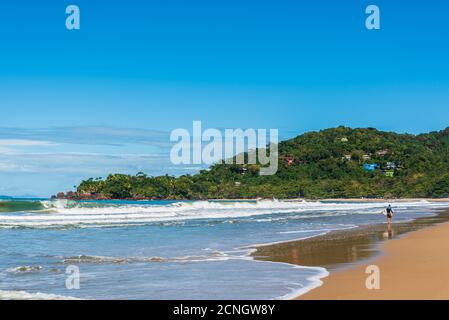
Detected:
[0,0,448,197]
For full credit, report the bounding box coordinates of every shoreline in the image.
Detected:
[48,197,449,202]
[299,219,449,299]
[5,197,449,299]
[252,209,449,299]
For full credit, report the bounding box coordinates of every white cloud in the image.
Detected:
[0,126,170,148]
[0,152,166,174]
[0,126,202,197]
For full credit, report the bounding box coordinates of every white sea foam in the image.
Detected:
[276,265,329,300]
[0,290,81,300]
[56,252,234,264]
[7,265,43,273]
[0,199,447,229]
[246,259,330,300]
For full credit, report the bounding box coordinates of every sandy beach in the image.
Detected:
[253,209,449,300]
[299,220,449,299]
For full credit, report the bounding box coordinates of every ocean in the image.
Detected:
[0,199,448,300]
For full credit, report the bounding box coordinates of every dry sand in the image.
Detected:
[299,221,449,299]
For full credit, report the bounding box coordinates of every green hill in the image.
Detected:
[60,126,449,200]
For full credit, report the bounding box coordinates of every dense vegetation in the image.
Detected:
[63,126,449,200]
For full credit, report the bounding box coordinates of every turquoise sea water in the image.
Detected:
[0,199,448,300]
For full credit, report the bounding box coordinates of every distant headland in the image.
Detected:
[53,126,449,201]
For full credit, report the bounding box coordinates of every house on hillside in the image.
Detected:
[376,150,389,157]
[363,163,379,172]
[386,162,397,170]
[385,170,395,177]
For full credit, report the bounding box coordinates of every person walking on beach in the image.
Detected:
[385,204,394,226]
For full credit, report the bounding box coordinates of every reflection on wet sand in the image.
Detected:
[384,221,394,240]
[253,210,449,271]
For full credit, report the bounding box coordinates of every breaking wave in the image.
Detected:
[0,200,45,213]
[0,199,446,229]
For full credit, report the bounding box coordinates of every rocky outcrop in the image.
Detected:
[51,191,110,200]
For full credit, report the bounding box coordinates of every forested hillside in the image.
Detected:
[56,126,449,200]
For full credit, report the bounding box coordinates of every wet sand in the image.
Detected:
[285,198,449,203]
[253,210,449,299]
